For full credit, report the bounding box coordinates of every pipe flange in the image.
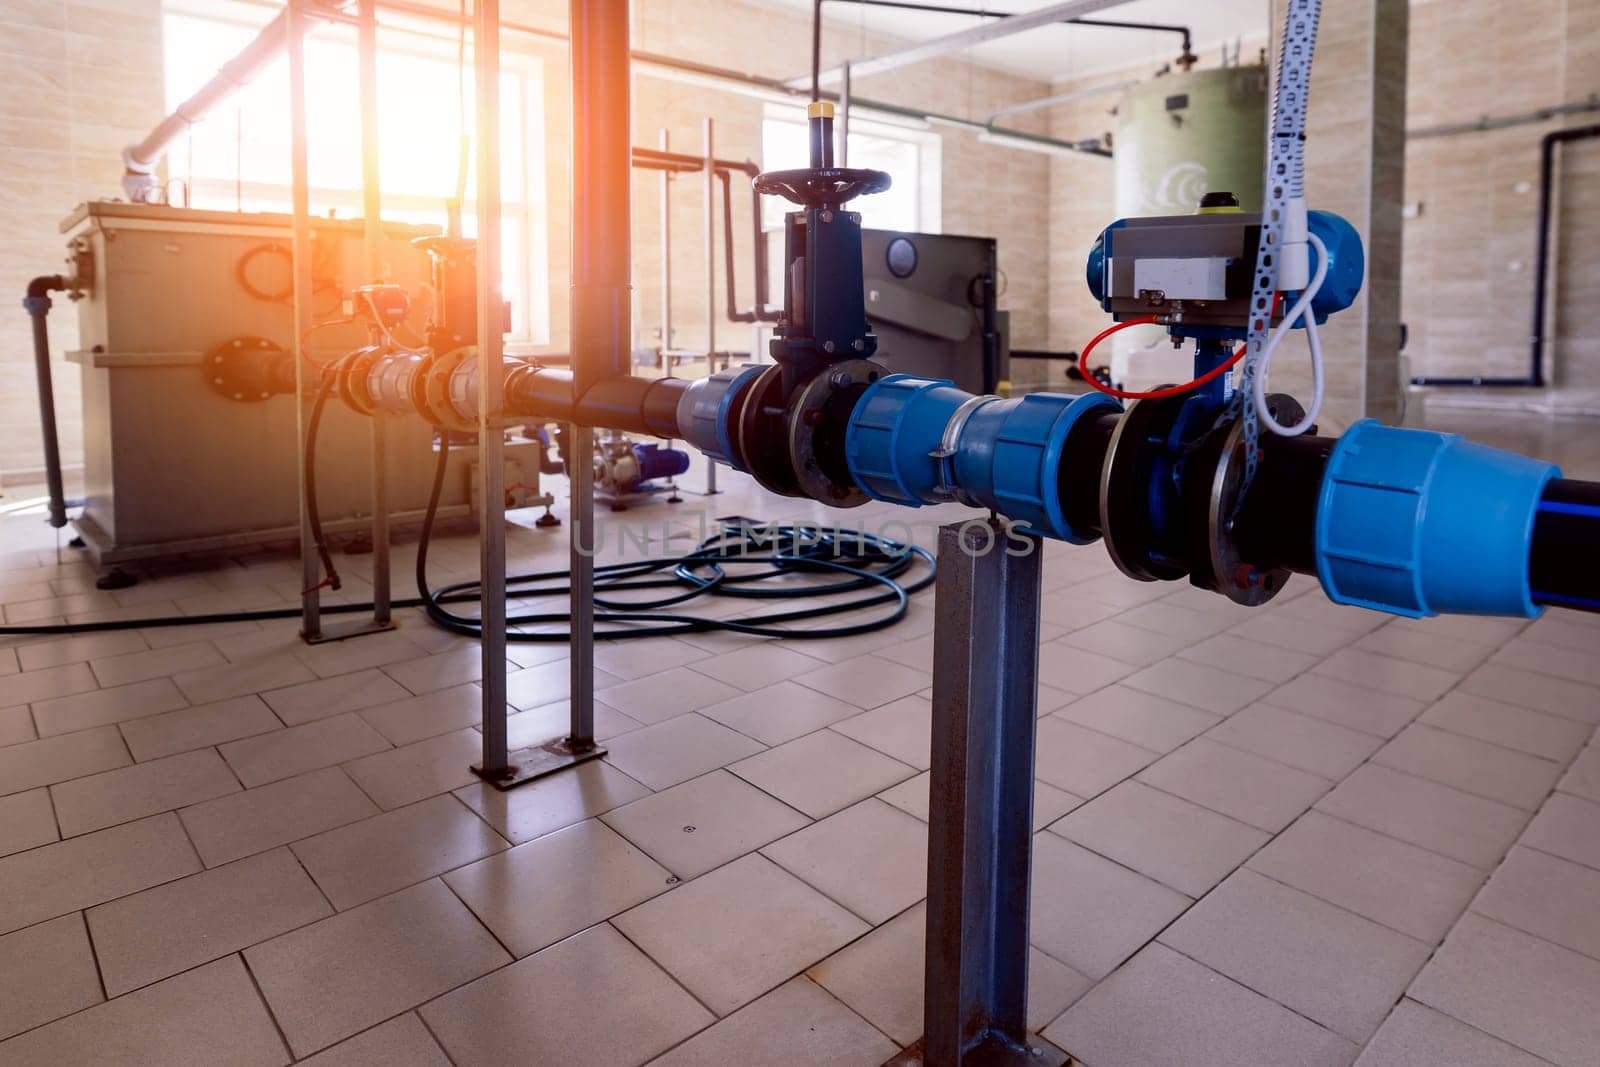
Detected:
[1196,395,1304,606]
[1099,393,1190,582]
[735,365,803,497]
[786,359,881,506]
[338,345,385,415]
[205,336,293,402]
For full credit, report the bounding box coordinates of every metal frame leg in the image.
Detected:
[890,519,1064,1067]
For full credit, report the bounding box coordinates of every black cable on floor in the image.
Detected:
[1,439,935,641]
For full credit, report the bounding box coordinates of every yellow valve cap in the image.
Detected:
[808,101,835,120]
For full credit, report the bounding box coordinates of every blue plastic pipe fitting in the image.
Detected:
[844,374,1120,542]
[677,364,765,471]
[1315,419,1559,618]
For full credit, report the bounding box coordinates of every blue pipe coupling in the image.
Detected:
[844,375,1120,542]
[677,364,765,470]
[1316,419,1559,618]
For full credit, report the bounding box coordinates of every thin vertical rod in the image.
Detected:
[475,0,510,774]
[703,115,718,496]
[358,0,392,626]
[659,128,672,361]
[839,61,851,166]
[568,423,597,747]
[288,0,321,640]
[924,519,1043,1064]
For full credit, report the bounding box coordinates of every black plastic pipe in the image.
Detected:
[1529,478,1600,612]
[24,275,71,529]
[1413,122,1600,388]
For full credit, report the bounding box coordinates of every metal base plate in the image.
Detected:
[472,736,607,791]
[882,1036,1071,1067]
[302,617,397,645]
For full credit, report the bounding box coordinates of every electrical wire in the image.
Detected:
[1251,231,1329,436]
[302,354,355,593]
[1074,293,1287,402]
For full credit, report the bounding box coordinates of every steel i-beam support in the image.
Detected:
[889,519,1064,1067]
[288,0,322,642]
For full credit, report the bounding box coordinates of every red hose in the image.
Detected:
[1074,316,1247,401]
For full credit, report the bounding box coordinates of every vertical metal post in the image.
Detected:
[358,0,392,628]
[472,0,511,780]
[903,519,1062,1067]
[839,62,851,167]
[659,129,673,364]
[703,116,719,496]
[288,0,321,641]
[568,422,597,749]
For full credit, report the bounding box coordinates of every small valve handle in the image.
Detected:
[753,101,891,208]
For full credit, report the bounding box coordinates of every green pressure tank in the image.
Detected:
[1113,65,1268,217]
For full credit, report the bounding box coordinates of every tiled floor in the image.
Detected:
[1,411,1599,1065]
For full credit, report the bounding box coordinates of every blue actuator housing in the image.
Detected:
[1316,420,1559,618]
[844,375,1120,542]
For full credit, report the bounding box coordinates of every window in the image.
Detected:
[760,107,942,234]
[161,2,549,343]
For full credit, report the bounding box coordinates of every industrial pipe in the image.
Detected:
[23,275,71,529]
[120,3,348,202]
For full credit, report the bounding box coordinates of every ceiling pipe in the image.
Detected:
[985,78,1137,123]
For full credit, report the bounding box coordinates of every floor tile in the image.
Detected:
[1262,673,1427,738]
[879,770,1083,830]
[1178,634,1321,684]
[357,683,487,746]
[180,766,380,867]
[260,668,413,726]
[1206,702,1382,779]
[597,666,744,725]
[795,655,930,710]
[342,728,481,811]
[292,793,508,909]
[590,637,707,681]
[688,643,825,692]
[830,694,931,769]
[16,631,147,672]
[1522,793,1600,871]
[1038,591,1121,632]
[1561,742,1600,803]
[1273,595,1391,634]
[292,628,430,679]
[295,1013,449,1067]
[1410,914,1600,1066]
[1249,811,1483,943]
[1121,657,1273,715]
[0,662,97,709]
[503,659,623,711]
[650,976,895,1067]
[807,901,926,1044]
[1312,648,1460,705]
[1228,609,1364,657]
[602,769,808,880]
[173,653,318,704]
[1523,614,1600,654]
[455,759,651,844]
[1373,723,1563,810]
[0,955,286,1067]
[246,879,510,1058]
[730,729,915,818]
[1161,868,1430,1042]
[1053,780,1269,897]
[0,788,57,858]
[1474,845,1600,962]
[876,632,934,673]
[1493,636,1600,687]
[119,695,281,762]
[698,679,861,745]
[1033,640,1140,694]
[499,697,642,748]
[1317,764,1529,869]
[605,712,766,790]
[220,712,391,787]
[0,914,102,1040]
[87,847,332,996]
[1055,685,1220,754]
[420,922,711,1067]
[1034,716,1159,798]
[1138,738,1329,832]
[1460,663,1600,724]
[0,705,33,747]
[1043,943,1357,1067]
[1422,690,1592,763]
[614,853,868,1015]
[89,641,223,689]
[1355,626,1494,673]
[1114,601,1220,642]
[0,814,200,935]
[445,818,672,956]
[30,677,189,737]
[763,798,927,923]
[1028,832,1191,980]
[1068,617,1196,668]
[383,646,489,695]
[1353,998,1550,1067]
[51,747,239,837]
